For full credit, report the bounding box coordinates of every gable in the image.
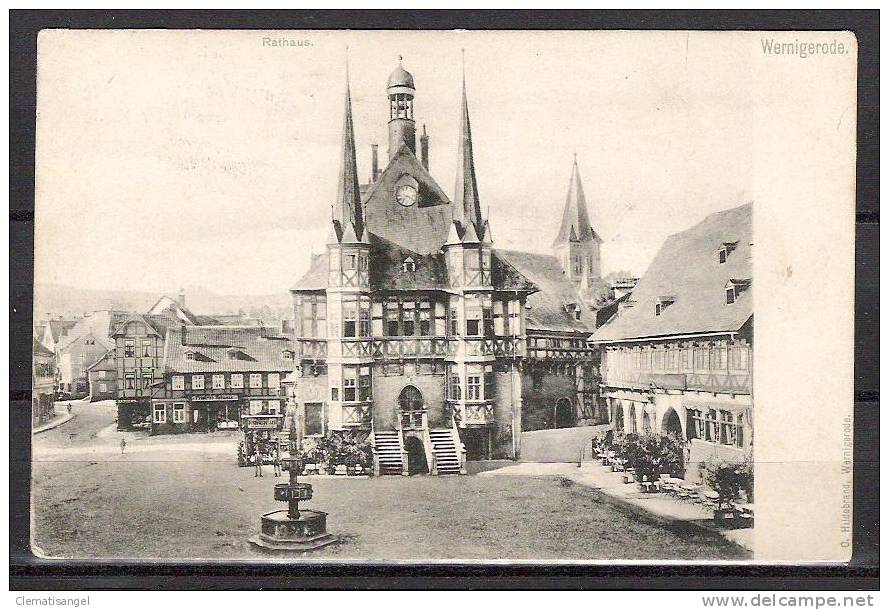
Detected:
[363,144,454,254]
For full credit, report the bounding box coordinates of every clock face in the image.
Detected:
[395,184,418,207]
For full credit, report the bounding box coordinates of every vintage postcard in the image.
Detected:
[29,29,856,563]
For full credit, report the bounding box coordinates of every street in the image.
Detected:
[31,401,750,561]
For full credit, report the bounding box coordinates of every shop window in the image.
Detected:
[172,403,185,423]
[153,404,166,424]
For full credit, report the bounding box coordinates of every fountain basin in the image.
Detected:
[249,509,336,552]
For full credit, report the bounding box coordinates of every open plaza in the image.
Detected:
[31,400,749,561]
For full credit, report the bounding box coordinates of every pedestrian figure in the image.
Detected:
[254,444,263,477]
[120,438,127,454]
[273,443,281,477]
[67,402,72,414]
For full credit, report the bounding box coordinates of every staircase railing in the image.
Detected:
[421,427,438,476]
[451,417,468,475]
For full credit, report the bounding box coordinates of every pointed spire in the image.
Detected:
[444,220,463,246]
[481,219,493,244]
[553,155,596,246]
[461,219,480,243]
[340,220,359,244]
[453,50,483,236]
[334,50,364,239]
[326,219,342,245]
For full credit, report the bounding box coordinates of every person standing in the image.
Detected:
[273,442,281,478]
[254,443,263,478]
[120,438,126,454]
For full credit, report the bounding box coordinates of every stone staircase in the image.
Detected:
[372,430,405,475]
[429,428,464,475]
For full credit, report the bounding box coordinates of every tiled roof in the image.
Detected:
[57,310,130,352]
[592,202,752,342]
[292,234,540,297]
[46,319,77,343]
[33,338,54,357]
[291,252,329,291]
[86,348,115,372]
[362,144,453,255]
[496,249,596,334]
[163,326,295,374]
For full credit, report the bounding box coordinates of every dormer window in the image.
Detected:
[655,296,675,316]
[185,350,195,361]
[402,257,416,273]
[725,279,751,304]
[718,241,738,264]
[282,349,294,360]
[563,303,582,321]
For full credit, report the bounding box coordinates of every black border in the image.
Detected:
[9,10,879,590]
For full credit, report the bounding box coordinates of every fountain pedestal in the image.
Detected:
[248,406,336,552]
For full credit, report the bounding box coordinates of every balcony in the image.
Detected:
[294,339,327,361]
[341,402,372,428]
[372,337,449,360]
[603,371,751,395]
[452,400,494,426]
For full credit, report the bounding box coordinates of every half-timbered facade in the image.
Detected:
[289,59,603,475]
[592,203,753,482]
[148,326,294,435]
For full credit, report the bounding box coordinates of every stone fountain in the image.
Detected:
[248,404,335,552]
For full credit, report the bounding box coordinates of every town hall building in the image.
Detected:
[289,58,607,475]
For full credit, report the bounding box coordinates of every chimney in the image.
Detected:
[180,324,187,346]
[177,288,186,308]
[370,143,380,183]
[420,124,429,171]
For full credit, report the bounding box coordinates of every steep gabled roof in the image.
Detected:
[362,143,453,254]
[592,202,752,342]
[496,249,595,334]
[85,348,116,372]
[146,296,201,325]
[163,326,295,374]
[46,319,78,344]
[57,310,130,351]
[290,252,329,292]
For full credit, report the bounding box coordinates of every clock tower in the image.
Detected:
[387,57,417,159]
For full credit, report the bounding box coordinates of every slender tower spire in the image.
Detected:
[553,154,596,246]
[453,50,483,234]
[335,50,364,238]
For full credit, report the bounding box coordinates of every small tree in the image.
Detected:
[701,457,752,508]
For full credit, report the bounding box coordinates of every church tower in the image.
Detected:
[553,156,602,289]
[387,57,417,159]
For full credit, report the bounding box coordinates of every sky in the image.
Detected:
[35,30,753,295]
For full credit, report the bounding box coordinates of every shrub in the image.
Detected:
[701,457,753,507]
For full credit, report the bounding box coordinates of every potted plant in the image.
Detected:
[701,458,751,527]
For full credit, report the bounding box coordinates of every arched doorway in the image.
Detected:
[662,408,683,439]
[554,398,575,429]
[613,401,624,432]
[403,435,429,475]
[399,385,425,429]
[628,404,637,433]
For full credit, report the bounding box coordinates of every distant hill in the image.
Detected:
[34,283,291,322]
